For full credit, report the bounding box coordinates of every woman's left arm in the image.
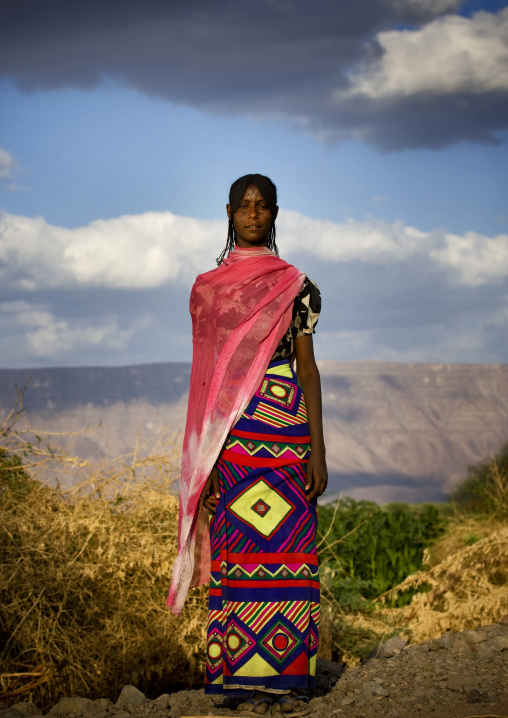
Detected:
[294,334,328,501]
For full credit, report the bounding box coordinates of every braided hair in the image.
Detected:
[216,173,279,265]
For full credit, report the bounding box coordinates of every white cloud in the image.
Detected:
[1,210,507,367]
[280,212,428,263]
[0,300,146,359]
[1,209,507,293]
[0,210,223,291]
[0,148,17,180]
[280,212,508,287]
[430,231,508,286]
[346,9,508,99]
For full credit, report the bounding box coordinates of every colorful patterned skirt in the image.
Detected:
[205,360,320,695]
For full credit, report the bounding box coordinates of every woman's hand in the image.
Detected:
[305,451,328,502]
[294,334,328,503]
[198,465,221,514]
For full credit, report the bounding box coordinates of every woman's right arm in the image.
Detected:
[198,465,221,514]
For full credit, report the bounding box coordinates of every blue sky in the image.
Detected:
[1,0,508,368]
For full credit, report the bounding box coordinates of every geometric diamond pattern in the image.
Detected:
[261,621,300,663]
[225,436,310,460]
[225,621,255,665]
[227,563,319,583]
[228,478,295,538]
[207,629,224,672]
[251,498,271,517]
[256,378,296,409]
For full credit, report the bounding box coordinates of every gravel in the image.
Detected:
[2,619,507,718]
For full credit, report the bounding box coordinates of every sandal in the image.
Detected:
[238,694,273,716]
[272,695,310,717]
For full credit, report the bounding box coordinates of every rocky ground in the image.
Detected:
[2,620,507,718]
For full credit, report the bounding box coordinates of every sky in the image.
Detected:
[1,0,507,369]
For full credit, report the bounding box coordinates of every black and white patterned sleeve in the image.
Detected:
[293,277,322,337]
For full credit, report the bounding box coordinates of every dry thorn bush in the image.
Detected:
[0,396,208,709]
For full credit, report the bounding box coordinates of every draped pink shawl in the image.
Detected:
[167,245,305,614]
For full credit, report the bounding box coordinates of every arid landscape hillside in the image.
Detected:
[1,361,507,503]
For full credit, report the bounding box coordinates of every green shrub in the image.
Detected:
[318,498,444,608]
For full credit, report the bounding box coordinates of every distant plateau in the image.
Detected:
[1,361,507,504]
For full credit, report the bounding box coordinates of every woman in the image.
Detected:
[168,174,327,717]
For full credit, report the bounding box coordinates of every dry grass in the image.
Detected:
[424,513,507,567]
[0,397,208,709]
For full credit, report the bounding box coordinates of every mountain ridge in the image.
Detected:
[1,360,507,504]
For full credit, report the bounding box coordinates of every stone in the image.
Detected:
[446,675,478,693]
[475,643,494,662]
[335,682,349,698]
[10,705,40,717]
[451,638,472,655]
[374,635,407,659]
[438,632,456,649]
[427,639,445,652]
[361,680,390,699]
[94,699,114,711]
[153,696,170,710]
[466,686,491,703]
[462,630,486,645]
[0,709,25,718]
[490,635,508,651]
[309,697,325,711]
[116,686,147,710]
[50,697,93,715]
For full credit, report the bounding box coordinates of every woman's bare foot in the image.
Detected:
[237,692,273,715]
[271,692,310,716]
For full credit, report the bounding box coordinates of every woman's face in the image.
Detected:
[227,184,278,247]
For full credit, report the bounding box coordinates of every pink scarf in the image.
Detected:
[167,245,305,614]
